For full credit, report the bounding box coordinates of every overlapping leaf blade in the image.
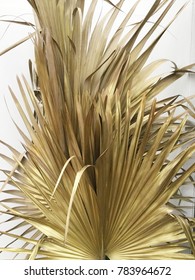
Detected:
[0,0,195,259]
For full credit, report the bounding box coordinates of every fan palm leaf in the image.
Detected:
[0,0,195,259]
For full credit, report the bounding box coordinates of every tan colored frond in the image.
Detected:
[1,0,195,259]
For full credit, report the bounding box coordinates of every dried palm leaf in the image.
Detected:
[0,0,195,259]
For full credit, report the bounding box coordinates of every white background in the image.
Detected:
[0,0,195,259]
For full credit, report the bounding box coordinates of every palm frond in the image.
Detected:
[1,0,195,259]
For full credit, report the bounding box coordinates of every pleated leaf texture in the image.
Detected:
[0,0,195,259]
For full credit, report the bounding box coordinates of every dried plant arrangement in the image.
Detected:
[0,0,195,260]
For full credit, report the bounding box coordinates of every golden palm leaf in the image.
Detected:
[0,0,195,259]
